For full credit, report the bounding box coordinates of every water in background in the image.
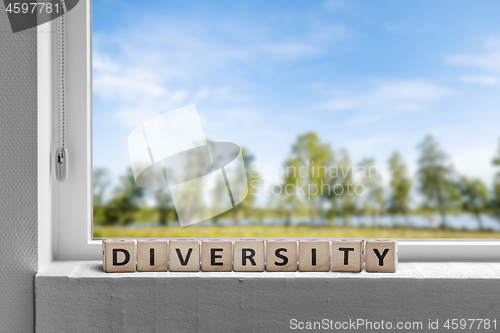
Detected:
[126,214,500,231]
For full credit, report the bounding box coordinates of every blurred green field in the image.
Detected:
[94,225,500,239]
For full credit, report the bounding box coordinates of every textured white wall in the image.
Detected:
[0,11,38,333]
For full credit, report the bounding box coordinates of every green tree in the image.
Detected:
[104,168,144,225]
[287,132,333,224]
[494,181,500,218]
[93,168,110,225]
[417,136,457,229]
[155,190,175,226]
[359,158,385,227]
[282,157,301,226]
[493,141,500,217]
[387,152,412,227]
[457,176,490,230]
[335,149,357,226]
[210,179,229,226]
[228,148,261,225]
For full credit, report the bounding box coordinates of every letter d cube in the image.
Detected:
[102,240,136,273]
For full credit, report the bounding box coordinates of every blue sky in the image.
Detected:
[93,0,500,201]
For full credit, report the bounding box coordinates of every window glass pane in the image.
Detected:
[93,0,500,239]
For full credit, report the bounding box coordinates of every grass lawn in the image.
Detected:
[94,225,500,239]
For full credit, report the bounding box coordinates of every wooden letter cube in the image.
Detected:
[169,240,200,272]
[266,240,298,272]
[299,240,330,272]
[137,240,168,272]
[233,240,265,272]
[365,240,398,273]
[331,240,364,272]
[102,240,136,273]
[201,240,233,272]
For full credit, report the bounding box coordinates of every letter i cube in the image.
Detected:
[298,240,330,272]
[137,239,168,272]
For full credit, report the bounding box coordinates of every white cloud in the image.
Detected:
[350,135,391,150]
[316,80,452,114]
[93,53,119,72]
[450,146,496,184]
[220,109,262,123]
[92,10,347,129]
[447,35,500,74]
[447,51,500,72]
[371,81,449,104]
[93,71,166,100]
[257,42,319,60]
[323,0,345,11]
[344,115,380,126]
[320,99,360,111]
[116,105,163,129]
[198,108,263,130]
[93,13,345,89]
[459,75,499,86]
[115,89,189,128]
[447,37,500,86]
[484,36,500,49]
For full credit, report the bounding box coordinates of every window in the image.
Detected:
[53,0,500,260]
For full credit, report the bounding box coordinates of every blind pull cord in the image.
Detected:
[56,4,68,182]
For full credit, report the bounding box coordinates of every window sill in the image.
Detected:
[35,261,500,332]
[36,260,500,279]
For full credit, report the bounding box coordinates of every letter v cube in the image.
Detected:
[169,240,200,272]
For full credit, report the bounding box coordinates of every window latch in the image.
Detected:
[55,147,68,182]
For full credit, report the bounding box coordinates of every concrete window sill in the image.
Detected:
[36,260,500,278]
[36,261,500,333]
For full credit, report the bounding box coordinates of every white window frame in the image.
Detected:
[42,0,500,261]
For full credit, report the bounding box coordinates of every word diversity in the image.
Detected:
[102,239,398,273]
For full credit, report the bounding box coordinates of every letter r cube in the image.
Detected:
[233,240,265,272]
